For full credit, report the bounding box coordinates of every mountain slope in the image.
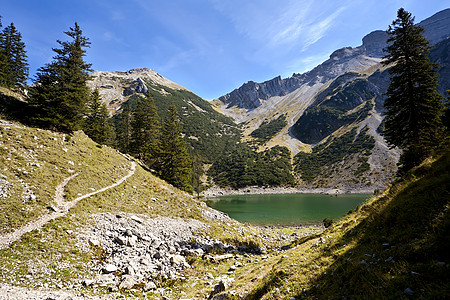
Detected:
[88,68,241,165]
[212,9,450,191]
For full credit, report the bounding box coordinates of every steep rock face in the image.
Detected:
[218,48,379,111]
[217,9,450,111]
[88,68,187,114]
[421,8,450,45]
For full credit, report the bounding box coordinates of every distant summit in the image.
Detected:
[217,8,450,111]
[88,68,188,114]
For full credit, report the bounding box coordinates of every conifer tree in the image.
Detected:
[0,22,28,88]
[130,95,161,167]
[159,105,193,193]
[0,16,6,86]
[29,23,91,132]
[382,8,444,172]
[84,89,115,145]
[115,104,133,153]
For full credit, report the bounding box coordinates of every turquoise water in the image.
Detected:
[206,193,370,225]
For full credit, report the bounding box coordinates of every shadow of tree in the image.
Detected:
[295,153,450,299]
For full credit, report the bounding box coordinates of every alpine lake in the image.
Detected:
[206,193,371,226]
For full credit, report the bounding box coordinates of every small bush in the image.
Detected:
[323,217,333,228]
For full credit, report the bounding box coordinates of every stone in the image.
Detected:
[170,255,186,265]
[82,279,95,286]
[404,288,414,296]
[130,215,144,223]
[193,248,204,256]
[127,235,138,247]
[125,265,135,275]
[143,281,157,291]
[228,265,236,272]
[210,277,233,298]
[103,264,118,274]
[89,239,100,247]
[118,275,138,290]
[115,236,127,246]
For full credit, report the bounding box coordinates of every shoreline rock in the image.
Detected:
[201,185,376,198]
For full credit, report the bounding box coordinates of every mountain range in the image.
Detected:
[88,8,450,192]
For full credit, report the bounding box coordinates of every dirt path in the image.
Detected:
[0,160,136,249]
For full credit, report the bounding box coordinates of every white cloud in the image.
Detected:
[212,0,347,52]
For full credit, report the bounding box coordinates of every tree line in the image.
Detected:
[1,10,449,192]
[0,17,193,193]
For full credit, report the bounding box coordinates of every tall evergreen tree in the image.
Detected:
[0,22,28,88]
[115,104,133,153]
[382,8,444,172]
[28,23,91,132]
[0,16,6,86]
[159,105,193,193]
[84,89,115,145]
[130,95,161,167]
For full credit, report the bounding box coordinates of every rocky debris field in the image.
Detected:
[76,212,262,295]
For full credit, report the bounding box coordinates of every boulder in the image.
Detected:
[209,277,233,299]
[143,281,157,291]
[118,275,138,290]
[170,255,186,265]
[127,235,137,247]
[103,264,118,274]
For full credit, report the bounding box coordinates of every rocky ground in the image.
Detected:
[202,185,376,198]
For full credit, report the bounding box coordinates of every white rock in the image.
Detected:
[127,235,137,247]
[118,275,138,289]
[89,239,100,247]
[130,215,143,223]
[144,281,157,291]
[103,264,118,274]
[170,255,186,265]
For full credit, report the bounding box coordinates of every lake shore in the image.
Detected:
[201,185,376,198]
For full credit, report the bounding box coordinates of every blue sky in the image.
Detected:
[2,0,448,100]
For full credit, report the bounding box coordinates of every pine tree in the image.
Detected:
[382,8,444,172]
[130,95,161,167]
[28,23,92,132]
[84,89,115,145]
[0,16,6,86]
[158,105,193,193]
[0,22,28,88]
[115,104,133,153]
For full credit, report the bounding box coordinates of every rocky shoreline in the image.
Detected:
[201,185,377,198]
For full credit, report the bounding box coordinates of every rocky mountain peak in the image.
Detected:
[361,30,388,57]
[88,68,189,114]
[216,9,450,112]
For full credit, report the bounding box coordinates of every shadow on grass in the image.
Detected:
[296,152,450,299]
[0,91,32,124]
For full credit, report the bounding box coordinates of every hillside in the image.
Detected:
[0,117,322,299]
[88,68,241,165]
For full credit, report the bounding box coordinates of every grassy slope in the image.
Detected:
[0,117,315,299]
[232,152,449,299]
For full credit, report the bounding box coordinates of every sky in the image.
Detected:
[1,0,448,100]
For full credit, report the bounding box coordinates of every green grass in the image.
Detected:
[234,152,450,299]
